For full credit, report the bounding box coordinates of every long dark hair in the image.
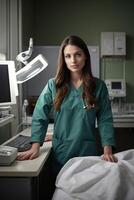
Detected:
[54,35,96,110]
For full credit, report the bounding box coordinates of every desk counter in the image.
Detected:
[0,127,52,177]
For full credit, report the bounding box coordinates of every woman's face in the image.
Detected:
[64,44,86,74]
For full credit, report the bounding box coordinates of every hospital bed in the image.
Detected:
[52,149,134,200]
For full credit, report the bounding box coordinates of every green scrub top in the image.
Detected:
[31,77,115,166]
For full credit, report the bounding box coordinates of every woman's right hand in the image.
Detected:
[16,142,40,161]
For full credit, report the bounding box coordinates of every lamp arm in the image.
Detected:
[16,38,33,65]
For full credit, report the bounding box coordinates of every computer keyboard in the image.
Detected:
[5,135,32,152]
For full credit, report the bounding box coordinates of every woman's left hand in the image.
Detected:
[102,145,118,162]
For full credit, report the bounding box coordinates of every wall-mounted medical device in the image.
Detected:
[101,32,126,57]
[105,79,126,98]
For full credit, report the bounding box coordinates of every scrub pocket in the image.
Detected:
[52,137,72,165]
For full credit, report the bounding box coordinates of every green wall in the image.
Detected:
[22,0,134,102]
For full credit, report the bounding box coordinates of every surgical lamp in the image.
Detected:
[16,38,48,84]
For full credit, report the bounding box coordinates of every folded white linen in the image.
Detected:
[52,149,134,200]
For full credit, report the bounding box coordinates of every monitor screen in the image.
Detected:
[0,61,18,106]
[111,82,122,89]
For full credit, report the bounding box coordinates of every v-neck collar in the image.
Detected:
[69,82,83,93]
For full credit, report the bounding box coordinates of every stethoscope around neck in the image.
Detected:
[83,99,95,110]
[83,104,89,109]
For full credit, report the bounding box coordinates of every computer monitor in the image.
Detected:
[0,61,18,106]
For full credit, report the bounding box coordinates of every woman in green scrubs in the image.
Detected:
[17,35,117,173]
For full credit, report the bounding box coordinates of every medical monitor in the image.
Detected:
[105,79,126,97]
[0,61,17,106]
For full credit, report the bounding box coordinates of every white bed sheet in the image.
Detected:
[52,149,134,200]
